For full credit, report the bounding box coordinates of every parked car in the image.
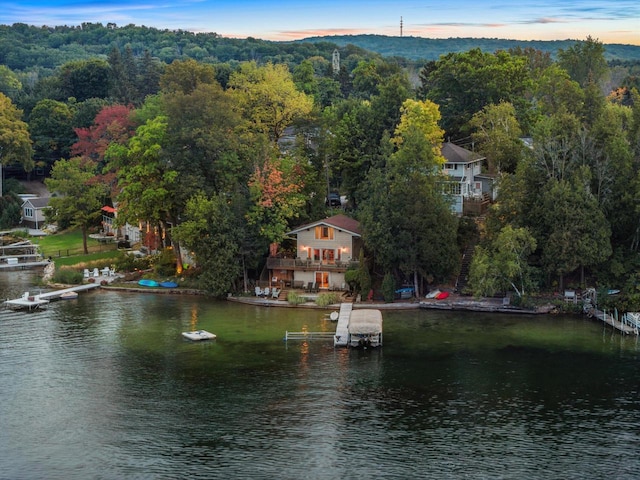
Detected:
[326,192,341,207]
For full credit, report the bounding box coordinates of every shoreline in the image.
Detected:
[73,282,556,314]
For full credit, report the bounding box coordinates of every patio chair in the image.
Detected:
[263,287,270,298]
[255,286,263,297]
[305,282,312,293]
[271,288,280,299]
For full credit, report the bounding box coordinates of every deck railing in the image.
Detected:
[266,257,358,270]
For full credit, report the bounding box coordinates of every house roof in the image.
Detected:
[441,142,485,164]
[286,214,361,237]
[21,197,50,209]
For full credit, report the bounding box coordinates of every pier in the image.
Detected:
[588,307,639,335]
[284,303,383,348]
[4,283,100,311]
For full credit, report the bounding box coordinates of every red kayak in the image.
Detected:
[435,291,449,300]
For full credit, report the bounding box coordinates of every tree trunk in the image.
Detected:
[82,224,88,254]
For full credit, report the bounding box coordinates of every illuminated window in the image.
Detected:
[315,225,334,240]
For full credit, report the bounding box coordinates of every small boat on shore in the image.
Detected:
[60,291,79,300]
[138,279,159,287]
[160,281,178,288]
[182,330,217,341]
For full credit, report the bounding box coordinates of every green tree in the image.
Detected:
[469,225,537,299]
[45,157,108,253]
[58,59,111,101]
[558,36,609,88]
[421,48,531,137]
[540,171,611,289]
[107,115,181,268]
[360,99,458,295]
[469,101,524,174]
[172,192,243,297]
[28,98,74,172]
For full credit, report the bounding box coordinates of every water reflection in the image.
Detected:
[1,273,640,479]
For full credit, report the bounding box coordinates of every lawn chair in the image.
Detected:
[305,282,313,293]
[255,286,263,297]
[263,287,270,298]
[271,288,280,299]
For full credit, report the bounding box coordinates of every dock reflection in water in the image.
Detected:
[1,272,639,479]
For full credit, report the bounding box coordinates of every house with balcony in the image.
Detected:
[441,142,495,215]
[266,214,362,291]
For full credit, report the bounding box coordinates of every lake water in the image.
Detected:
[1,271,640,479]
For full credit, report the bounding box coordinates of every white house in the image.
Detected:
[266,214,362,291]
[20,197,50,230]
[441,142,493,215]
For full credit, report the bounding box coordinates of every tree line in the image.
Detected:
[1,30,640,308]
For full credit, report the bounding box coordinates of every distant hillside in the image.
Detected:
[296,35,640,63]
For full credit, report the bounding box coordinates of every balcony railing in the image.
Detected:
[266,257,358,271]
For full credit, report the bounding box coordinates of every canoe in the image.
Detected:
[435,291,450,300]
[160,281,178,288]
[138,279,159,287]
[182,330,217,341]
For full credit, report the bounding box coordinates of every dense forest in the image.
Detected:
[300,34,640,62]
[1,23,640,309]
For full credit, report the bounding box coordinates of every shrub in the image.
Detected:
[51,268,84,285]
[381,272,396,303]
[287,291,306,305]
[316,292,340,307]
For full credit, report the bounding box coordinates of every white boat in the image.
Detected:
[60,291,79,300]
[182,330,217,341]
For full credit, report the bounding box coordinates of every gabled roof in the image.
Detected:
[286,214,361,237]
[21,197,50,209]
[442,142,485,164]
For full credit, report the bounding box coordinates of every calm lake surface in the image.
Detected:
[1,271,639,479]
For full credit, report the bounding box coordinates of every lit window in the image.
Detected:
[315,226,334,240]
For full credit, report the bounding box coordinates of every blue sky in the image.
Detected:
[1,0,639,45]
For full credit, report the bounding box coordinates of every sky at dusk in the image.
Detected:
[1,0,639,45]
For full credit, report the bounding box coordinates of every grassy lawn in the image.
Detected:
[33,229,118,259]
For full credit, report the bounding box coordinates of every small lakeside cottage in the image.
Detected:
[266,214,362,291]
[20,197,50,230]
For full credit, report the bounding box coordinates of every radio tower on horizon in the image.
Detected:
[400,16,403,37]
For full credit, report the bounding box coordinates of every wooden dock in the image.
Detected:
[4,283,100,310]
[588,307,639,335]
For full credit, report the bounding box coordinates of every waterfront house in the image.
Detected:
[441,142,494,215]
[267,214,362,291]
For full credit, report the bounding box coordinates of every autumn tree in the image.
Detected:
[228,61,314,144]
[0,92,33,185]
[246,153,307,249]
